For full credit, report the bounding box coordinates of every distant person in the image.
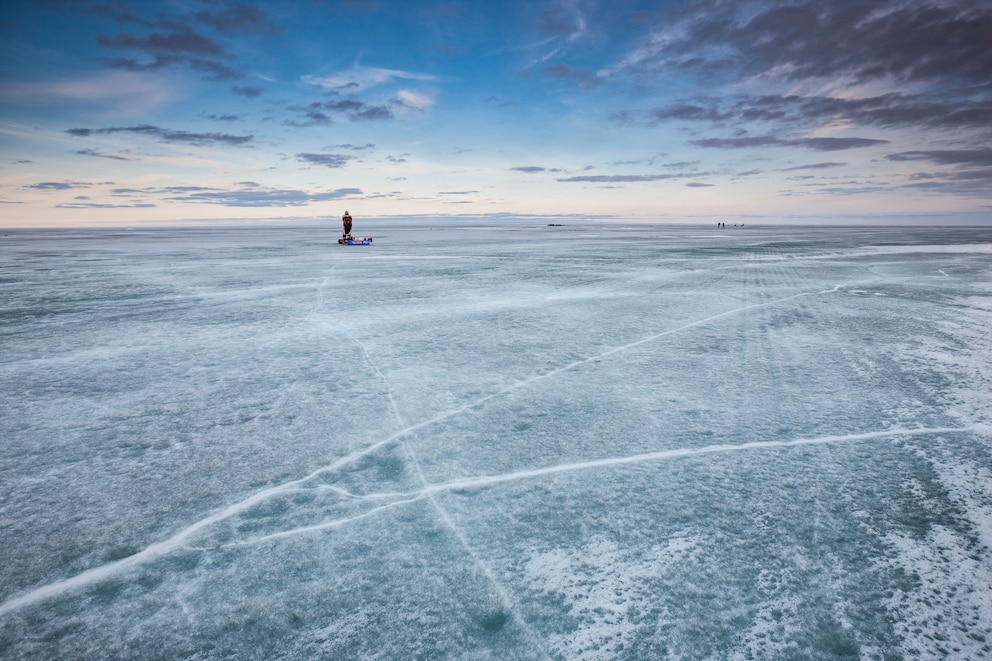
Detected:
[342,211,353,238]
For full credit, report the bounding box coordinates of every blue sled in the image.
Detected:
[338,237,373,245]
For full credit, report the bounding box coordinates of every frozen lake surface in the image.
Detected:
[1,223,991,659]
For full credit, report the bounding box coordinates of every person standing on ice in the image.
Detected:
[342,211,353,238]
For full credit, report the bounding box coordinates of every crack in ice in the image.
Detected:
[347,328,549,656]
[232,425,981,546]
[0,424,979,616]
[0,284,881,617]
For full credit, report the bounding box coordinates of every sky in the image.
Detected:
[1,0,990,227]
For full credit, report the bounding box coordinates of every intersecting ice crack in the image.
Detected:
[0,280,980,618]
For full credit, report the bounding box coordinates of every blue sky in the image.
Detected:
[1,0,990,226]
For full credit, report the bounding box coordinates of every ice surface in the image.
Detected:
[1,223,990,659]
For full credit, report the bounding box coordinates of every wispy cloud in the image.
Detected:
[0,71,178,116]
[886,149,992,167]
[75,149,134,161]
[94,182,363,208]
[691,136,888,151]
[396,89,434,110]
[557,173,690,183]
[780,162,845,171]
[302,66,438,93]
[67,125,253,146]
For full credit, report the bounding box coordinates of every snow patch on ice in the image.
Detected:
[881,524,992,659]
[523,535,699,659]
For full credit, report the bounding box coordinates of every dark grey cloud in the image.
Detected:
[67,125,253,146]
[76,3,280,81]
[232,85,263,98]
[685,182,714,187]
[296,153,352,168]
[75,149,133,160]
[780,162,845,171]
[100,55,242,80]
[650,104,731,122]
[801,137,888,151]
[600,0,991,186]
[690,136,785,149]
[25,182,78,190]
[691,136,887,151]
[644,1,992,87]
[334,143,375,152]
[885,149,992,166]
[321,99,394,121]
[285,106,333,127]
[512,166,547,173]
[642,94,992,132]
[287,99,395,126]
[96,30,223,55]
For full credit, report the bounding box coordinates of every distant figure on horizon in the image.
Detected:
[342,211,353,238]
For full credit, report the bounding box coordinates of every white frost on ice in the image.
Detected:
[523,535,700,660]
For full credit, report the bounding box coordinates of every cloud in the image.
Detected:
[96,30,223,56]
[194,6,280,35]
[650,104,730,122]
[287,99,395,125]
[691,136,887,151]
[780,162,845,171]
[25,182,80,190]
[106,182,362,207]
[302,66,438,93]
[56,201,156,209]
[75,149,133,161]
[75,3,281,81]
[622,1,992,88]
[800,137,889,151]
[639,93,992,133]
[167,187,360,207]
[296,153,352,168]
[396,89,434,110]
[512,166,547,173]
[0,71,178,113]
[885,149,992,166]
[545,65,602,88]
[556,173,687,183]
[600,0,991,172]
[66,125,253,146]
[232,85,263,98]
[334,143,376,152]
[100,55,242,80]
